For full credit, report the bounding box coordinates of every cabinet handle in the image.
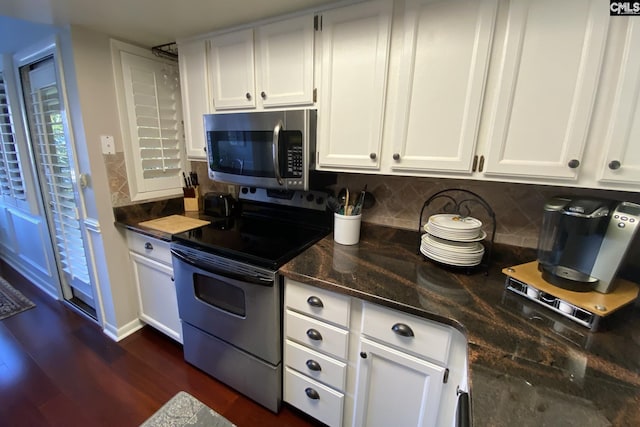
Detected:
[306,296,324,308]
[360,351,368,359]
[568,159,580,168]
[478,155,485,173]
[306,328,323,341]
[245,92,252,100]
[305,387,320,400]
[144,242,153,250]
[203,146,207,152]
[472,155,478,172]
[261,91,267,99]
[171,276,174,282]
[391,323,415,337]
[369,152,377,160]
[306,359,322,371]
[608,160,621,170]
[393,153,400,161]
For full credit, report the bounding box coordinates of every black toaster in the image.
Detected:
[203,192,236,217]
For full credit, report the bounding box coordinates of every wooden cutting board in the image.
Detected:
[138,215,210,234]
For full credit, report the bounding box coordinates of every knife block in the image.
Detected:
[183,187,203,212]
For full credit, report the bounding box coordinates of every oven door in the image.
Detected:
[171,244,281,365]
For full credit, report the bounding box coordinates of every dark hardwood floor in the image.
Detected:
[0,262,320,427]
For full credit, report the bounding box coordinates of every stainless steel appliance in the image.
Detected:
[537,197,640,293]
[171,187,331,412]
[205,110,317,191]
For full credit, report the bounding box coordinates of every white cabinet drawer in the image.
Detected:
[286,310,349,359]
[284,367,344,427]
[126,231,172,265]
[362,302,452,365]
[285,278,351,327]
[285,339,347,391]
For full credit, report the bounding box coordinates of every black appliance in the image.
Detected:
[170,186,331,412]
[203,192,236,218]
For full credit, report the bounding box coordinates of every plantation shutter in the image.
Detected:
[25,61,90,288]
[0,72,26,202]
[120,52,184,197]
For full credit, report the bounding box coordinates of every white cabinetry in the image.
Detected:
[354,302,453,427]
[316,0,392,170]
[284,279,350,427]
[284,278,467,427]
[598,19,640,185]
[208,15,315,111]
[178,38,210,159]
[482,0,609,180]
[127,231,182,343]
[392,0,498,173]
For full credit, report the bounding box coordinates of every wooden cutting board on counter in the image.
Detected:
[138,215,210,234]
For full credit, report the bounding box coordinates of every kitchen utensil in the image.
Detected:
[327,196,341,213]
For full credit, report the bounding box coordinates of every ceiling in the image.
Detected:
[0,0,340,48]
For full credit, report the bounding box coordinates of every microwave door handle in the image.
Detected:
[272,120,284,186]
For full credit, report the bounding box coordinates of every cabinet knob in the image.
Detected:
[369,152,377,160]
[568,159,580,169]
[306,359,322,371]
[305,387,320,400]
[360,351,368,359]
[608,160,621,170]
[261,91,267,99]
[306,328,323,341]
[144,242,153,250]
[245,92,252,100]
[306,296,324,308]
[203,146,207,152]
[392,153,400,161]
[170,276,174,282]
[391,323,415,337]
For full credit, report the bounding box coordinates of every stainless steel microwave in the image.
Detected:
[205,109,317,191]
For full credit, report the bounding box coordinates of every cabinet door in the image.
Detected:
[392,0,497,172]
[130,251,182,343]
[256,15,315,107]
[178,39,210,159]
[599,19,640,185]
[354,337,445,427]
[317,0,392,170]
[208,29,256,109]
[483,0,608,179]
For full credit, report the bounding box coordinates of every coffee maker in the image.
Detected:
[537,197,640,293]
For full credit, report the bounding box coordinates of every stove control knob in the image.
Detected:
[306,194,315,202]
[316,196,325,205]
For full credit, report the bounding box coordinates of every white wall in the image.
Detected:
[62,25,142,339]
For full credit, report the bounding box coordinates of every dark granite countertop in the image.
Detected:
[280,223,640,427]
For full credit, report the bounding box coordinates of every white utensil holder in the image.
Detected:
[334,213,362,245]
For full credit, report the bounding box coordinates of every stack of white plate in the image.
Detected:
[421,214,486,267]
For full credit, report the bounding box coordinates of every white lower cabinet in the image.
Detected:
[127,231,182,343]
[284,278,468,427]
[354,337,445,427]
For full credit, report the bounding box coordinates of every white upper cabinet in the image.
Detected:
[208,15,315,111]
[598,19,640,186]
[178,38,210,159]
[255,15,315,107]
[208,28,257,110]
[482,0,609,180]
[392,0,498,173]
[316,0,392,170]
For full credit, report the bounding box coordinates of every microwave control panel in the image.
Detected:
[285,145,303,178]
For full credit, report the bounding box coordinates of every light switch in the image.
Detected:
[101,135,116,155]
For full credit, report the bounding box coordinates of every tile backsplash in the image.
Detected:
[332,173,640,249]
[104,153,639,250]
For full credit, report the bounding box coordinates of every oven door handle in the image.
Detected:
[272,120,284,186]
[171,248,275,286]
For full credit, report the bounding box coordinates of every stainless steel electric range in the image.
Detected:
[170,187,331,412]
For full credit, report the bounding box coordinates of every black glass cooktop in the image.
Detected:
[172,214,330,270]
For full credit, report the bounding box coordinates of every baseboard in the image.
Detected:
[103,317,145,342]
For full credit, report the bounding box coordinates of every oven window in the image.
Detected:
[193,273,246,317]
[207,130,274,177]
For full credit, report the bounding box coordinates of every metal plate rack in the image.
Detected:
[418,189,496,274]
